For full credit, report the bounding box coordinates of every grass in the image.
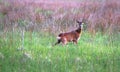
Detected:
[0,31,120,72]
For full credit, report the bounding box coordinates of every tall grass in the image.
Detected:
[0,31,120,72]
[0,0,120,34]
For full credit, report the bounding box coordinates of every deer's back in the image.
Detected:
[58,31,80,42]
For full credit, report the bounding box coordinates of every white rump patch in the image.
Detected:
[57,36,61,39]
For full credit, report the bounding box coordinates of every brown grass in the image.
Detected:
[0,0,120,35]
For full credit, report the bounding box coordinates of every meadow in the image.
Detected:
[0,0,120,72]
[0,31,120,72]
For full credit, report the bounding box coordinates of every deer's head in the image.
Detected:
[76,20,84,29]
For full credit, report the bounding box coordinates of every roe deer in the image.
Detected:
[55,20,83,45]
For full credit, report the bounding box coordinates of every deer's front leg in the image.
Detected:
[73,40,78,44]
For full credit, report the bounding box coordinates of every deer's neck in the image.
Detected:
[75,28,82,34]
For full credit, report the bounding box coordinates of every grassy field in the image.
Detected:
[0,0,120,72]
[0,31,120,72]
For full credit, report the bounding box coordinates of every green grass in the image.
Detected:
[0,31,120,72]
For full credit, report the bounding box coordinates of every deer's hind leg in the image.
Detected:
[55,39,61,45]
[61,37,67,45]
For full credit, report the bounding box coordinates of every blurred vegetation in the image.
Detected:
[0,31,120,72]
[0,0,119,35]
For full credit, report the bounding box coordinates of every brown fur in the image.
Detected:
[55,21,83,45]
